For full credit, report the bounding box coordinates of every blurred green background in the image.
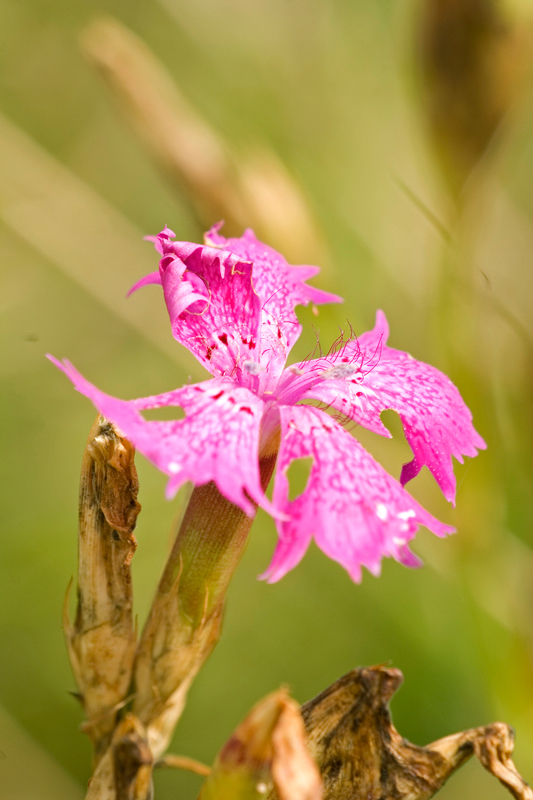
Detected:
[1,0,533,797]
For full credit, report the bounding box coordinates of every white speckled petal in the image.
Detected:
[205,223,342,381]
[278,311,485,504]
[48,357,270,516]
[262,404,454,583]
[134,228,263,382]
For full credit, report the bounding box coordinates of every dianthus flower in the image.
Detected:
[49,224,485,582]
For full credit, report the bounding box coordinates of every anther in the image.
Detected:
[321,363,358,380]
[243,360,265,375]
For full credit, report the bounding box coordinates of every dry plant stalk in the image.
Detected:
[80,16,327,266]
[293,665,533,800]
[64,415,140,761]
[156,754,211,777]
[199,690,322,800]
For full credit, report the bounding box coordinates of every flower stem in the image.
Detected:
[133,428,280,758]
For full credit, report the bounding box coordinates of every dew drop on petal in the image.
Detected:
[392,536,408,546]
[397,509,416,520]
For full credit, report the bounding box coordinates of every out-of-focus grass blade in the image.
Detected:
[0,111,199,374]
[0,703,84,799]
[81,17,329,269]
[81,17,245,235]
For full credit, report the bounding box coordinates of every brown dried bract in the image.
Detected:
[200,690,321,800]
[93,420,141,539]
[65,415,141,760]
[86,714,153,800]
[113,715,153,800]
[299,665,532,800]
[272,698,322,800]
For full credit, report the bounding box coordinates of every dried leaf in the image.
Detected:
[299,665,532,800]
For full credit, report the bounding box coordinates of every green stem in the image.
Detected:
[132,430,279,758]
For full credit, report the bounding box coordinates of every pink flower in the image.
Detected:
[49,224,486,582]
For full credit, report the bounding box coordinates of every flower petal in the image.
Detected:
[127,271,162,297]
[205,223,342,378]
[135,229,263,381]
[48,356,269,516]
[278,310,486,504]
[262,405,453,583]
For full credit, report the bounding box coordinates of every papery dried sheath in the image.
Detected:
[65,416,140,758]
